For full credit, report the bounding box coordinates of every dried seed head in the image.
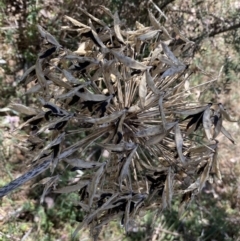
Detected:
[0,7,235,240]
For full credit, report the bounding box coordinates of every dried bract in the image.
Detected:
[0,7,235,240]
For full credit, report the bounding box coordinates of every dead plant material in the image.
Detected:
[0,7,236,240]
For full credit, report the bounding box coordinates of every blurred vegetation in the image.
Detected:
[0,0,240,241]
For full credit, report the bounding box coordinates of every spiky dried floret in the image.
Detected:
[0,6,235,240]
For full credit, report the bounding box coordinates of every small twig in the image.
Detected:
[0,26,18,30]
[174,65,223,100]
[152,222,180,241]
[149,0,168,21]
[172,77,218,98]
[21,227,33,241]
[151,222,162,241]
[157,228,180,236]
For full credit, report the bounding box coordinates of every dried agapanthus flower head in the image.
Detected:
[0,6,235,240]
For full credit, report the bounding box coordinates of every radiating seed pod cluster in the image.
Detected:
[0,6,236,239]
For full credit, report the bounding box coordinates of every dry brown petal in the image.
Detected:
[158,93,166,130]
[97,142,136,152]
[138,30,160,41]
[199,159,213,192]
[10,103,38,116]
[211,146,221,180]
[99,5,114,18]
[64,158,102,169]
[139,72,147,108]
[221,126,235,144]
[36,58,49,97]
[89,19,108,51]
[88,163,106,208]
[145,69,160,94]
[162,167,173,209]
[148,10,161,29]
[118,146,138,191]
[77,90,111,102]
[79,7,107,27]
[64,15,90,29]
[174,104,211,116]
[203,106,213,140]
[37,25,61,49]
[83,109,126,125]
[213,113,222,139]
[18,65,35,84]
[113,11,125,44]
[53,181,89,193]
[175,123,186,164]
[111,50,151,70]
